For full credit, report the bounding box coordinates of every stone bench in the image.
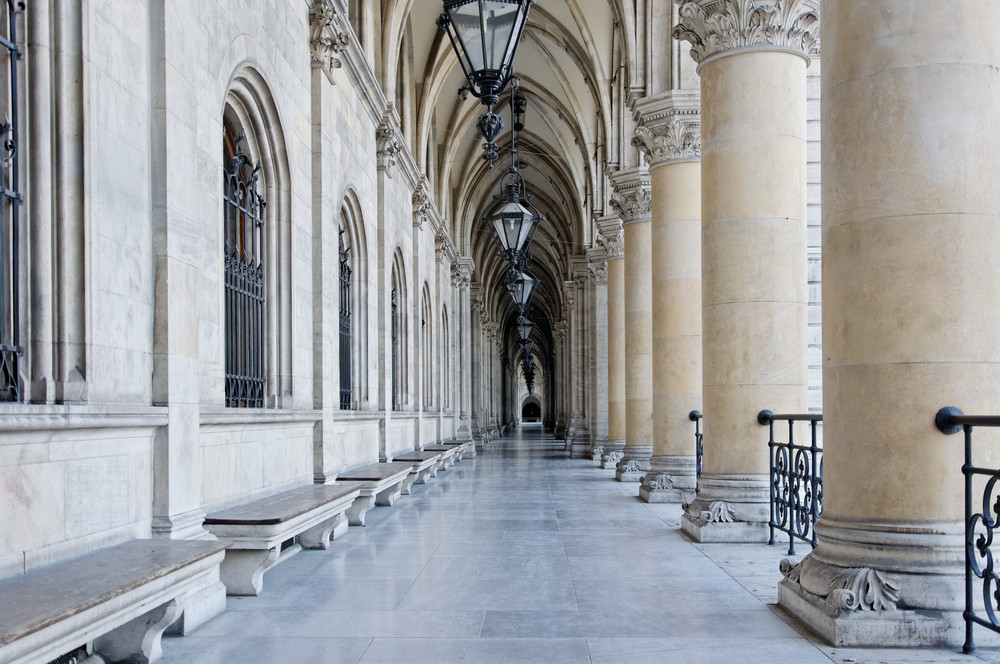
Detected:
[443,439,475,460]
[335,462,414,526]
[391,449,446,488]
[203,483,360,596]
[0,539,228,664]
[422,445,459,471]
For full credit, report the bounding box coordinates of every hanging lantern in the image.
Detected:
[437,0,536,167]
[517,315,534,341]
[507,267,536,312]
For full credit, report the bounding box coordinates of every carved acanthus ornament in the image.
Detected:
[673,0,820,67]
[596,217,625,260]
[412,179,432,228]
[435,230,454,264]
[781,558,901,613]
[701,500,736,523]
[310,1,351,76]
[646,473,675,490]
[451,261,471,289]
[633,121,702,168]
[609,185,652,225]
[376,119,401,177]
[604,450,625,466]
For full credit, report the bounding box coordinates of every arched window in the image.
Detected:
[441,307,450,409]
[338,225,351,410]
[223,115,266,408]
[390,253,407,411]
[421,285,432,410]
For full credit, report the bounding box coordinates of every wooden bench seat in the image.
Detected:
[422,445,459,471]
[0,539,228,664]
[335,461,414,526]
[390,449,446,488]
[203,483,360,596]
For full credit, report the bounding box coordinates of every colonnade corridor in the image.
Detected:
[158,425,994,664]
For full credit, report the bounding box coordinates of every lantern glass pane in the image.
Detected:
[490,200,532,252]
[446,0,522,73]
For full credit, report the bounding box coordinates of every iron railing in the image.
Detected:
[758,410,823,554]
[223,134,266,408]
[0,0,23,402]
[689,410,703,493]
[935,406,1000,655]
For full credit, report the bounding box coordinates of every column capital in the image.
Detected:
[632,91,702,168]
[309,0,350,80]
[595,215,624,260]
[673,0,820,70]
[436,228,456,264]
[376,114,402,177]
[451,256,474,289]
[412,177,432,228]
[587,247,608,284]
[609,167,652,226]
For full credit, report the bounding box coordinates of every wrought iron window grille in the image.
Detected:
[0,0,22,403]
[223,132,266,408]
[338,227,352,410]
[391,286,397,411]
[759,410,823,555]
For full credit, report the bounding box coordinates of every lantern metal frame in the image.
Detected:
[437,0,535,168]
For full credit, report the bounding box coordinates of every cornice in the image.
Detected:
[673,0,820,70]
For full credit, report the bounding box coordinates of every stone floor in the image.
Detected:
[159,424,1000,663]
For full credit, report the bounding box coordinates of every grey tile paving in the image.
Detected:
[158,424,990,663]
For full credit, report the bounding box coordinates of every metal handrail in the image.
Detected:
[758,410,823,555]
[936,406,1000,655]
[690,410,703,494]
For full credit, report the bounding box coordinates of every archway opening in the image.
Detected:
[522,400,541,422]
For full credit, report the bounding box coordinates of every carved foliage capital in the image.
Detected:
[451,261,472,289]
[310,1,351,75]
[673,0,820,66]
[609,186,652,225]
[633,121,702,167]
[413,179,432,228]
[376,118,402,176]
[596,217,624,259]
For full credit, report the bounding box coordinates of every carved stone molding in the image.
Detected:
[603,450,625,466]
[435,229,454,264]
[452,260,472,290]
[645,473,675,490]
[633,120,702,168]
[587,254,607,285]
[596,216,625,260]
[673,0,820,68]
[413,179,432,228]
[376,119,401,177]
[310,1,351,78]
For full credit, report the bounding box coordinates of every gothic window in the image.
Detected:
[0,0,22,402]
[223,117,266,408]
[391,284,398,411]
[339,226,352,410]
[421,288,432,410]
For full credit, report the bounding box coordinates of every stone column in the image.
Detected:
[610,168,653,482]
[778,1,1000,647]
[674,0,813,540]
[632,92,703,503]
[553,322,568,439]
[597,216,626,467]
[571,268,592,457]
[470,285,485,447]
[587,248,610,458]
[452,259,473,442]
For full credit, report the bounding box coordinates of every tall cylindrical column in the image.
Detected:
[597,216,626,467]
[610,168,653,482]
[587,247,610,458]
[674,0,813,539]
[452,259,473,442]
[779,1,1000,646]
[632,93,703,503]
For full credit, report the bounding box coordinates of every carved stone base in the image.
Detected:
[591,444,607,463]
[680,475,769,542]
[639,455,697,503]
[615,458,650,482]
[600,441,625,469]
[777,519,969,647]
[777,573,957,647]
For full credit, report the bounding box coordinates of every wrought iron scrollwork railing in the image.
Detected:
[0,0,23,402]
[758,410,823,555]
[689,410,703,494]
[935,406,1000,655]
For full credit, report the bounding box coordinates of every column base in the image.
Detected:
[776,518,968,647]
[570,426,591,459]
[639,455,697,503]
[615,445,652,482]
[151,509,212,541]
[601,441,625,469]
[680,475,769,542]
